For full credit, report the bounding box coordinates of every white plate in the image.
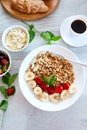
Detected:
[19,45,85,111]
[60,15,87,47]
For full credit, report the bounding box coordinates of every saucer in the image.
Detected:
[60,15,87,47]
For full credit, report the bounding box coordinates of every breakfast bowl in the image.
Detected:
[2,25,29,52]
[19,45,85,111]
[0,48,11,77]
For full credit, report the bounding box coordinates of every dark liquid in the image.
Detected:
[71,20,86,34]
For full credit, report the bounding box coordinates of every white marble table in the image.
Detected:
[0,0,87,130]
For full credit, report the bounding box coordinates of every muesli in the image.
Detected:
[25,51,76,103]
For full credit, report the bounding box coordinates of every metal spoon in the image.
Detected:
[66,59,87,67]
[57,54,87,67]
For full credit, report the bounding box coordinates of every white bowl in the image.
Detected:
[19,45,86,111]
[2,25,29,52]
[0,48,11,77]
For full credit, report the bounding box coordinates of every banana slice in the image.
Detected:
[34,86,42,95]
[50,93,60,103]
[60,90,69,100]
[69,84,77,94]
[27,80,36,89]
[25,71,35,81]
[39,92,49,102]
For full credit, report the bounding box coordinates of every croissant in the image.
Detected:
[11,0,49,13]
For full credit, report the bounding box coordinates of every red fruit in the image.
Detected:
[6,86,15,96]
[35,77,42,84]
[39,82,48,91]
[46,87,55,94]
[62,83,70,90]
[1,59,8,64]
[55,85,63,93]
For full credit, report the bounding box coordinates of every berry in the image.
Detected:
[35,77,42,84]
[39,82,48,91]
[6,86,15,96]
[62,83,70,90]
[46,87,55,94]
[55,85,63,93]
[1,59,8,64]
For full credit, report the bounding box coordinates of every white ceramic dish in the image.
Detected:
[19,45,85,111]
[2,25,29,52]
[0,48,11,77]
[60,15,87,47]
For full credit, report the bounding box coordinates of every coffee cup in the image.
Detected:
[69,15,87,37]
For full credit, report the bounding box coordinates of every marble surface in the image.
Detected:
[0,0,87,130]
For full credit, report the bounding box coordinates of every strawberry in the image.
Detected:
[35,77,42,84]
[62,83,70,90]
[39,82,49,91]
[55,85,63,93]
[46,87,55,94]
[1,59,8,64]
[6,86,16,96]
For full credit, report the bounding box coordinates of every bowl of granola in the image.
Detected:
[19,45,85,111]
[2,25,29,52]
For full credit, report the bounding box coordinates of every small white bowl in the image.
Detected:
[0,48,11,77]
[2,25,29,52]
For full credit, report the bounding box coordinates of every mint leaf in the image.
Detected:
[0,86,8,99]
[46,31,55,37]
[0,100,8,111]
[5,72,11,78]
[8,73,18,87]
[2,76,9,85]
[41,31,61,45]
[28,24,35,43]
[0,100,8,127]
[51,36,61,41]
[28,29,35,43]
[48,75,56,86]
[2,72,11,85]
[41,75,56,86]
[41,76,49,83]
[41,32,51,40]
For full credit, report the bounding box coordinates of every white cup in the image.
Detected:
[69,15,87,37]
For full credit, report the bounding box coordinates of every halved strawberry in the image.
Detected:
[1,59,8,64]
[39,82,48,91]
[55,85,63,93]
[6,86,16,96]
[46,87,55,94]
[62,83,70,90]
[35,77,42,85]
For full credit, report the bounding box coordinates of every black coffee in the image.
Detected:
[71,20,86,34]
